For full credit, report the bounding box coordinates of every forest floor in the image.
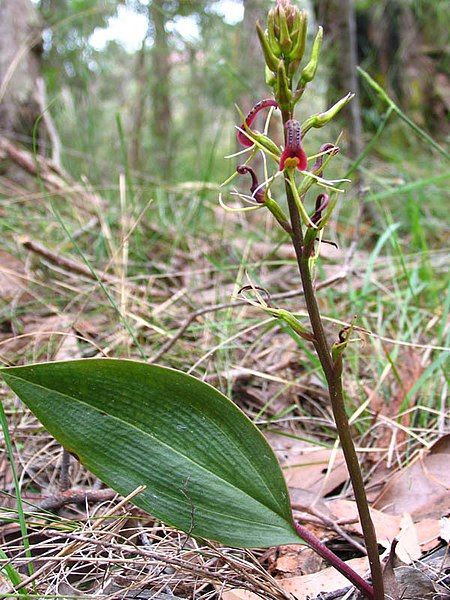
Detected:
[0,128,449,599]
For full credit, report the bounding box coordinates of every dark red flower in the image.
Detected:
[237,98,279,148]
[279,119,307,171]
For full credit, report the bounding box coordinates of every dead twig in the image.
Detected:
[20,236,166,297]
[39,488,116,512]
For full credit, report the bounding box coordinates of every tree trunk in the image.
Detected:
[130,33,150,173]
[341,0,363,162]
[0,0,42,143]
[149,0,173,179]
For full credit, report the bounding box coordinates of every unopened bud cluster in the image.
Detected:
[257,0,323,111]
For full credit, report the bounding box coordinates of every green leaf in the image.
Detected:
[1,359,302,548]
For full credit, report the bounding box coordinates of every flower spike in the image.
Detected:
[237,98,279,148]
[279,119,307,171]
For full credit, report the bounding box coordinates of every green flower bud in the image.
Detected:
[264,197,292,233]
[267,0,303,56]
[256,21,279,72]
[301,93,355,135]
[299,26,323,85]
[276,60,292,112]
[272,308,315,341]
[287,9,307,73]
[278,4,293,53]
[265,65,277,87]
[267,12,282,57]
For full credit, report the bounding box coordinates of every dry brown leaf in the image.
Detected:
[394,565,440,599]
[268,435,349,497]
[414,518,441,551]
[271,544,323,577]
[373,434,450,519]
[278,556,369,599]
[396,513,421,564]
[326,499,440,553]
[284,449,349,496]
[222,590,263,600]
[382,540,402,600]
[275,550,304,575]
[326,498,401,545]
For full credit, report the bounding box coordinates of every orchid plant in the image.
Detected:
[222,1,386,598]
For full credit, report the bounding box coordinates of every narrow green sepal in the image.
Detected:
[303,226,317,252]
[256,21,279,72]
[252,131,281,156]
[299,26,323,85]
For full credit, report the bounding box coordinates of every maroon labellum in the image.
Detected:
[279,119,308,171]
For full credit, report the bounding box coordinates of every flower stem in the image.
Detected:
[282,120,384,600]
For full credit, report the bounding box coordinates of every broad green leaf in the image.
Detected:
[1,359,302,548]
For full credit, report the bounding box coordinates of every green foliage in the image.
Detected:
[1,359,302,548]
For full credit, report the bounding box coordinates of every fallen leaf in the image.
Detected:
[268,434,349,497]
[271,544,323,577]
[325,500,440,553]
[383,540,402,600]
[394,565,439,599]
[414,518,441,551]
[373,434,450,519]
[395,513,421,564]
[326,499,401,546]
[278,556,369,599]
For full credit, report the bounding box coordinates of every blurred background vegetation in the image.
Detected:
[2,0,449,183]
